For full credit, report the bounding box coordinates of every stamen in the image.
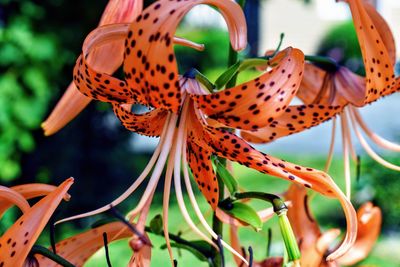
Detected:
[343,110,358,162]
[127,114,178,219]
[248,246,253,267]
[349,110,400,171]
[351,107,400,152]
[340,112,351,200]
[181,133,249,264]
[55,115,172,225]
[49,218,57,254]
[109,206,150,246]
[162,143,177,264]
[324,117,337,172]
[172,103,216,247]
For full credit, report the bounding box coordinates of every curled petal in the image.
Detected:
[125,0,247,112]
[297,63,328,104]
[334,67,365,107]
[42,0,142,135]
[194,124,356,260]
[112,103,168,137]
[192,47,305,130]
[0,183,70,218]
[363,1,396,66]
[42,82,91,136]
[0,178,73,266]
[338,202,381,265]
[0,186,30,219]
[36,222,132,266]
[240,104,343,143]
[345,0,395,103]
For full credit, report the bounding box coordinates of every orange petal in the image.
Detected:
[0,178,73,266]
[297,63,328,105]
[112,104,168,137]
[0,183,70,219]
[192,47,304,130]
[36,221,132,266]
[285,184,321,252]
[0,186,30,219]
[363,1,396,66]
[240,104,343,143]
[337,202,382,265]
[42,82,91,136]
[334,67,365,107]
[197,125,356,260]
[125,0,247,112]
[42,0,142,135]
[345,0,395,103]
[186,139,219,209]
[9,183,71,201]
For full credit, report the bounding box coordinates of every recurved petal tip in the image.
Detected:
[42,83,91,136]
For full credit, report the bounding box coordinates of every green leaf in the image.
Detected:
[222,202,262,231]
[214,159,238,195]
[214,60,242,89]
[149,214,163,235]
[161,242,209,262]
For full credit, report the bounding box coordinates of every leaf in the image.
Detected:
[214,60,242,89]
[149,214,163,235]
[221,202,262,231]
[214,160,238,195]
[161,242,209,262]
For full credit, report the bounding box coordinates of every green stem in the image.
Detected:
[226,0,247,89]
[234,191,287,212]
[31,245,75,267]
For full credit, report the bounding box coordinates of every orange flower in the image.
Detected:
[0,178,73,267]
[51,0,357,263]
[42,0,143,136]
[285,184,381,266]
[241,0,400,199]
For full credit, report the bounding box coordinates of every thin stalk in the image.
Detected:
[31,245,75,267]
[226,0,247,89]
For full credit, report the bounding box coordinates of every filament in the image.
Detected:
[324,117,337,172]
[340,112,351,200]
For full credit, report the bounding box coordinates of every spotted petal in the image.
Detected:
[0,178,73,266]
[112,104,168,137]
[124,0,247,112]
[36,221,131,266]
[345,0,395,103]
[192,47,304,130]
[241,104,343,143]
[196,124,356,260]
[42,0,142,135]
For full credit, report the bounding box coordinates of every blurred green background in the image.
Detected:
[0,0,399,266]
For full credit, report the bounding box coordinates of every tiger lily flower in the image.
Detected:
[285,184,381,267]
[50,0,357,263]
[241,0,400,199]
[41,0,143,136]
[0,178,73,267]
[35,221,135,266]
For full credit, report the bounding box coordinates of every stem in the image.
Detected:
[31,245,75,267]
[226,0,247,89]
[233,191,287,212]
